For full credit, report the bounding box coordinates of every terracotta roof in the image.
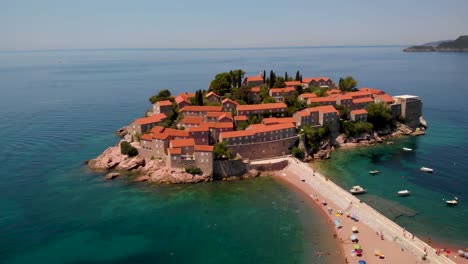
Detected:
[203,122,233,129]
[133,113,167,125]
[181,116,204,124]
[150,126,165,134]
[156,100,173,106]
[353,97,375,104]
[188,125,210,132]
[179,105,223,112]
[309,105,339,114]
[170,138,195,148]
[140,133,153,141]
[164,128,190,138]
[307,97,337,103]
[346,91,373,98]
[302,77,331,83]
[194,145,214,152]
[285,81,301,86]
[250,87,260,93]
[152,132,169,140]
[248,122,296,133]
[234,115,247,121]
[219,130,255,139]
[263,117,296,125]
[351,109,368,115]
[270,87,295,94]
[206,91,220,98]
[295,109,310,117]
[245,76,264,82]
[206,112,233,119]
[237,102,287,111]
[175,95,191,105]
[299,93,318,99]
[335,94,353,100]
[222,98,240,105]
[327,89,342,95]
[376,94,394,104]
[168,148,181,155]
[360,87,384,95]
[178,93,196,100]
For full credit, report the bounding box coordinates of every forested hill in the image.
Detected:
[403,35,468,52]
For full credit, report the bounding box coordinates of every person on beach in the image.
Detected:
[381,234,384,240]
[412,233,415,240]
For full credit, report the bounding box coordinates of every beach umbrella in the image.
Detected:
[353,244,362,250]
[350,234,358,241]
[351,226,358,232]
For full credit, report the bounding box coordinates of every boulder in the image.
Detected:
[87,146,123,171]
[116,155,145,171]
[116,126,128,137]
[150,168,211,184]
[335,135,346,145]
[134,175,150,182]
[105,172,120,180]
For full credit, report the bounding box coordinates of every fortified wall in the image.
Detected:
[226,136,298,160]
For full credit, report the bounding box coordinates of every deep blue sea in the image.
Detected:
[0,47,467,263]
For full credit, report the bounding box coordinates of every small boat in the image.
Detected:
[420,167,434,173]
[403,147,413,151]
[397,190,411,196]
[350,185,366,194]
[369,170,379,175]
[446,197,459,206]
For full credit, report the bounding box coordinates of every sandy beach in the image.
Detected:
[266,157,463,264]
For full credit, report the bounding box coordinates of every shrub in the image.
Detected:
[291,146,305,160]
[185,166,203,175]
[213,142,233,160]
[121,141,139,157]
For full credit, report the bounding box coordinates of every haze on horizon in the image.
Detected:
[1,0,467,51]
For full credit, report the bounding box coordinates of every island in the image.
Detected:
[404,35,468,52]
[88,70,427,184]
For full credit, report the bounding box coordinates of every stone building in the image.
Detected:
[206,91,221,104]
[393,95,423,129]
[236,102,287,116]
[128,113,167,136]
[153,100,173,116]
[350,109,368,122]
[243,76,264,86]
[302,77,333,88]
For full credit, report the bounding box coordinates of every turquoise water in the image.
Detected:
[0,47,467,262]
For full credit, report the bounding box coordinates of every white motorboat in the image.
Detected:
[350,185,366,194]
[420,167,434,173]
[369,170,379,175]
[446,197,459,206]
[397,190,411,196]
[403,147,413,151]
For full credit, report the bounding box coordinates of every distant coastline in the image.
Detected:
[404,35,468,52]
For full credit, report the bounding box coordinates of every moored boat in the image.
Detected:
[403,147,413,151]
[369,170,379,175]
[350,185,366,194]
[446,197,459,206]
[397,190,411,196]
[420,167,434,173]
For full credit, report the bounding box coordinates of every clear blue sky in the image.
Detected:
[1,0,467,50]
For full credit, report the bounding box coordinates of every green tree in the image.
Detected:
[338,76,358,92]
[236,121,249,131]
[314,87,328,97]
[302,125,330,153]
[263,96,276,103]
[273,77,286,88]
[185,166,203,175]
[291,146,305,160]
[335,105,350,120]
[259,85,270,101]
[295,71,301,81]
[366,102,394,130]
[149,89,172,104]
[342,121,373,136]
[209,72,232,95]
[213,142,233,159]
[263,70,266,83]
[285,72,289,81]
[120,141,139,157]
[233,85,250,103]
[269,70,276,88]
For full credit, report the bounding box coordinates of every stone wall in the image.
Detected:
[227,136,298,160]
[402,100,423,129]
[249,159,289,171]
[213,160,248,180]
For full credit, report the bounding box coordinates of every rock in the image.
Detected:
[116,126,128,137]
[149,168,211,184]
[386,141,394,145]
[313,149,330,159]
[134,175,150,182]
[335,135,346,145]
[116,155,145,171]
[124,134,133,142]
[87,145,123,171]
[106,172,120,180]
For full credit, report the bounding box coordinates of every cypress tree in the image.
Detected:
[263,70,266,83]
[295,71,300,81]
[285,72,289,81]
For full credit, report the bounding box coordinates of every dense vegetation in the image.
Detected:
[338,76,358,92]
[301,125,330,153]
[291,146,305,160]
[213,142,233,159]
[342,121,373,136]
[185,166,203,175]
[437,35,468,49]
[121,141,139,157]
[149,89,172,104]
[159,102,180,128]
[366,102,394,130]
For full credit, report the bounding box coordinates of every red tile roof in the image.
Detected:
[203,122,233,129]
[270,87,295,94]
[152,132,169,140]
[351,109,368,115]
[248,122,296,133]
[302,77,331,83]
[165,128,190,138]
[250,87,260,93]
[222,98,240,105]
[309,105,339,114]
[263,117,296,125]
[133,113,167,125]
[335,94,353,100]
[245,76,264,82]
[175,95,191,105]
[206,112,233,119]
[307,97,337,103]
[285,81,301,86]
[168,148,181,155]
[237,102,287,111]
[178,93,196,100]
[219,130,255,139]
[327,89,342,95]
[353,97,375,104]
[188,125,210,132]
[376,94,394,104]
[299,93,318,99]
[295,109,310,117]
[346,91,373,98]
[140,133,153,141]
[179,105,223,112]
[181,116,204,124]
[156,100,173,106]
[360,87,384,95]
[170,138,195,148]
[150,126,165,134]
[194,145,214,152]
[234,115,247,121]
[206,91,220,98]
